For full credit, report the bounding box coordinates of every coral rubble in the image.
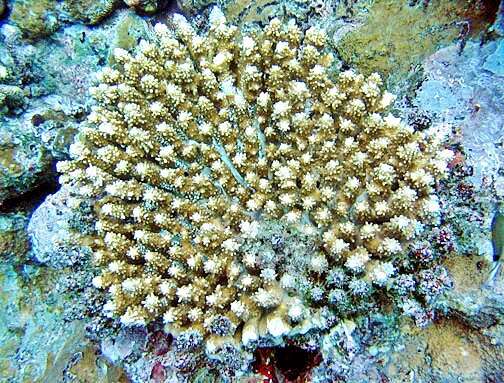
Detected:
[58,7,454,357]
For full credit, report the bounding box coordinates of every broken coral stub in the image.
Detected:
[57,7,453,345]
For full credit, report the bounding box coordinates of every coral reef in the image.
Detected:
[58,7,453,357]
[2,0,504,381]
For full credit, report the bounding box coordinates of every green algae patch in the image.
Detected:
[0,147,23,177]
[336,0,496,82]
[114,13,145,52]
[108,12,149,65]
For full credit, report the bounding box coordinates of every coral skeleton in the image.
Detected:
[58,8,453,346]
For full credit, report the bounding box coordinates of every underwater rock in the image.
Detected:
[0,0,5,19]
[9,0,61,41]
[109,11,150,59]
[383,317,504,382]
[64,0,120,25]
[415,39,504,190]
[496,0,504,36]
[0,13,139,205]
[101,326,148,364]
[0,262,95,382]
[483,38,504,76]
[0,213,29,261]
[0,10,148,113]
[64,344,130,383]
[28,186,88,267]
[422,320,483,381]
[124,0,158,14]
[335,0,497,83]
[0,84,25,115]
[0,121,52,205]
[177,0,355,39]
[442,255,504,329]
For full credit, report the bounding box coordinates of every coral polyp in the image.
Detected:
[57,8,453,346]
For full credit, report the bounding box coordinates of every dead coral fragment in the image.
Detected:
[59,8,452,344]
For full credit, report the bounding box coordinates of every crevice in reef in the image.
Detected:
[253,345,322,382]
[0,177,59,214]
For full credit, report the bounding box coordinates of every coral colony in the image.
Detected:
[58,8,453,355]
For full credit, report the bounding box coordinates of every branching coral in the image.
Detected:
[58,8,453,347]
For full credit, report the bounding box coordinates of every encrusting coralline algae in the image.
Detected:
[57,6,454,361]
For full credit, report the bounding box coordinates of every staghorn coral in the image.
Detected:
[58,8,453,349]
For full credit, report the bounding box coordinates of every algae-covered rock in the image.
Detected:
[109,11,149,60]
[442,254,504,329]
[0,263,76,381]
[9,0,60,41]
[0,9,152,205]
[124,0,158,14]
[0,123,52,205]
[0,235,126,382]
[28,186,92,267]
[64,0,120,25]
[382,317,504,382]
[8,0,125,40]
[0,0,6,19]
[336,0,499,84]
[0,84,25,115]
[65,345,130,383]
[177,0,346,32]
[422,321,482,381]
[0,213,29,261]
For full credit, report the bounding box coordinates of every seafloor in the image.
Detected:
[1,0,504,382]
